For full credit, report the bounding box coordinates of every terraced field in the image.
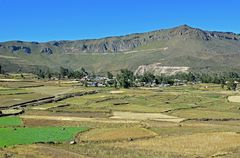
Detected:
[0,117,22,127]
[1,77,240,157]
[0,127,88,147]
[109,132,240,157]
[79,128,157,142]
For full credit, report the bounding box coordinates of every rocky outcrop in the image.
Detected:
[8,46,22,52]
[0,44,5,49]
[7,46,31,54]
[23,47,31,54]
[41,48,53,54]
[168,25,240,41]
[134,63,189,76]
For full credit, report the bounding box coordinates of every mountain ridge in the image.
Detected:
[0,25,240,74]
[2,24,240,43]
[1,25,239,54]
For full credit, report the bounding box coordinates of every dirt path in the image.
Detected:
[20,115,140,124]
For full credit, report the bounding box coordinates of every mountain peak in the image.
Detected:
[176,24,193,29]
[170,25,239,41]
[167,24,209,40]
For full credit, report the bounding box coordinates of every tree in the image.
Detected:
[80,67,88,76]
[220,78,225,89]
[60,67,69,78]
[91,72,96,79]
[166,79,175,85]
[155,78,160,85]
[116,69,134,88]
[20,73,25,79]
[107,72,113,79]
[227,80,237,91]
[58,73,61,86]
[187,72,196,82]
[46,71,52,79]
[221,83,225,89]
[106,79,115,87]
[0,65,2,74]
[38,69,45,79]
[228,72,239,79]
[140,72,155,84]
[114,79,118,89]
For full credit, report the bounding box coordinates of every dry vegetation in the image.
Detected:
[1,78,240,158]
[78,128,157,142]
[108,132,240,157]
[228,96,240,103]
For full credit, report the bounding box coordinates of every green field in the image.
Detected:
[0,127,88,147]
[50,85,240,120]
[0,117,22,127]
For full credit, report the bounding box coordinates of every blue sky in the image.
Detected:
[0,0,239,42]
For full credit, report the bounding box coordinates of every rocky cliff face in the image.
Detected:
[167,25,240,41]
[134,63,189,76]
[47,25,239,53]
[7,46,31,54]
[1,25,239,54]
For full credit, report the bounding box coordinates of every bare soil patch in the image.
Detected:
[0,79,23,82]
[228,96,240,103]
[110,91,125,94]
[20,115,139,124]
[110,111,184,123]
[0,109,24,116]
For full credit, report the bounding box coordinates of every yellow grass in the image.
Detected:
[109,90,125,94]
[228,96,240,103]
[1,109,23,115]
[110,132,240,157]
[28,86,75,95]
[79,128,157,142]
[0,144,87,158]
[0,79,23,82]
[110,111,184,123]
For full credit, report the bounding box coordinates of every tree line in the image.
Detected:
[116,69,240,90]
[35,67,89,80]
[33,67,240,90]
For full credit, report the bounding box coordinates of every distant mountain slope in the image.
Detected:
[0,25,240,73]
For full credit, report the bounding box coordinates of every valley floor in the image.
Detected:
[0,78,240,157]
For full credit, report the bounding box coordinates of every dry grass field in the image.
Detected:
[108,132,240,157]
[1,78,240,158]
[110,111,184,122]
[78,128,157,142]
